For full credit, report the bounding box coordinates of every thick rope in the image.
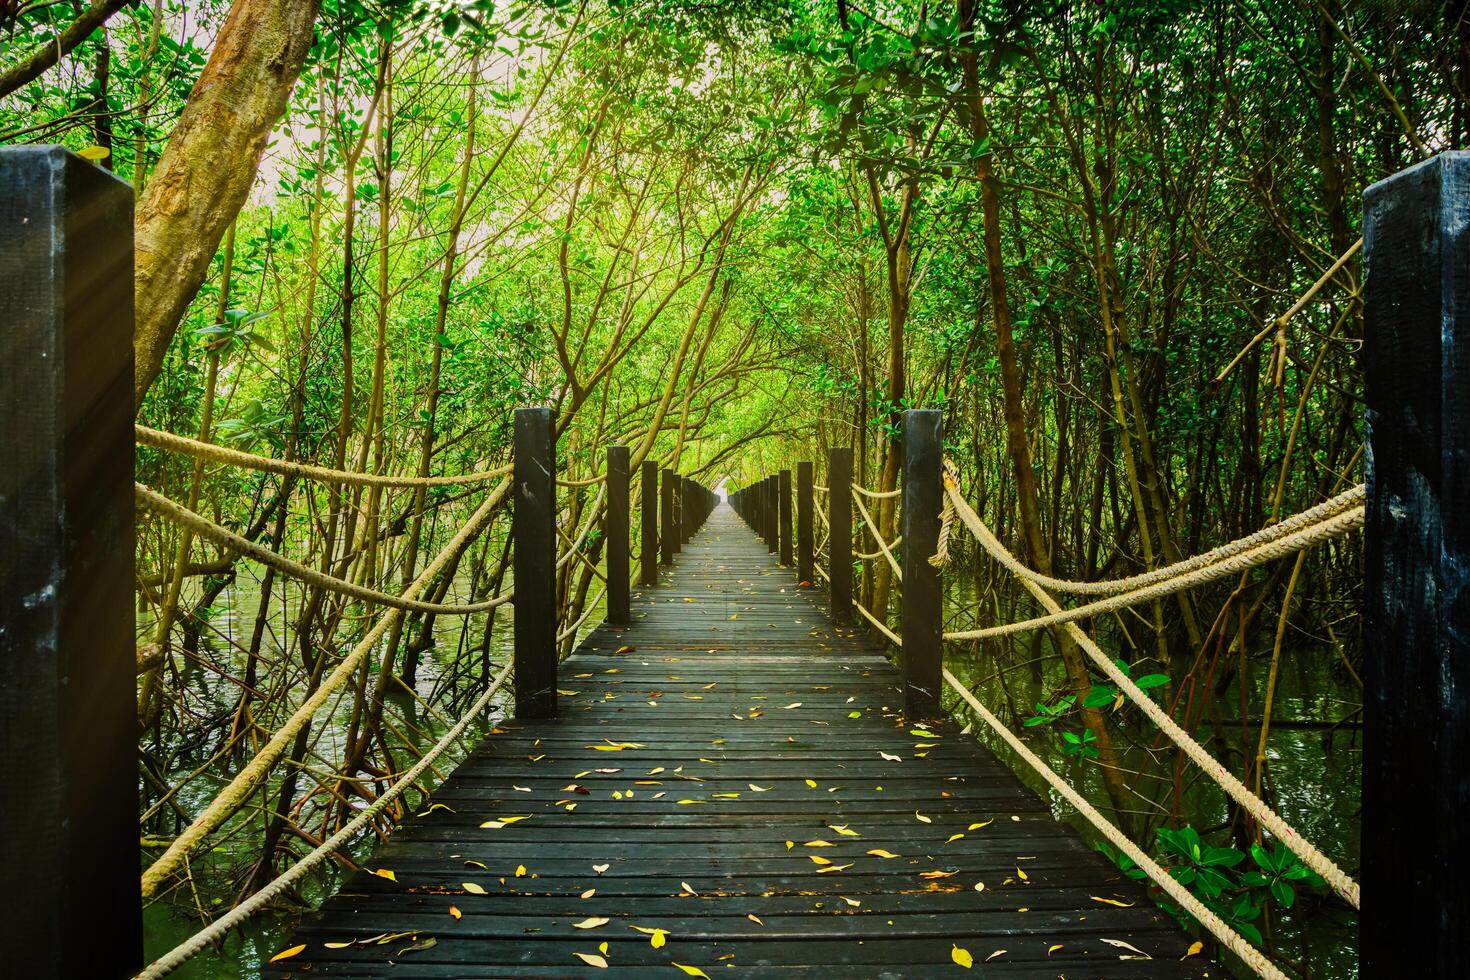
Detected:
[855,535,901,559]
[137,424,511,488]
[853,598,901,646]
[851,489,902,581]
[943,496,1363,641]
[556,471,607,488]
[136,483,515,615]
[942,669,1287,980]
[943,486,1361,909]
[812,484,830,494]
[555,485,608,571]
[137,660,514,979]
[557,584,607,643]
[969,484,1364,596]
[929,458,959,568]
[851,481,901,499]
[139,477,511,899]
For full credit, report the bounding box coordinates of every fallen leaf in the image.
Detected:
[372,869,397,882]
[673,964,711,979]
[915,811,932,824]
[968,820,993,831]
[573,952,609,968]
[866,849,900,859]
[593,864,610,874]
[747,913,764,925]
[581,888,596,899]
[815,862,853,874]
[448,905,462,920]
[842,897,861,907]
[1048,944,1064,956]
[681,881,699,895]
[879,752,902,762]
[573,917,610,930]
[951,945,973,969]
[946,834,965,843]
[324,941,354,949]
[985,949,1007,962]
[515,865,527,878]
[615,645,636,654]
[1100,938,1152,959]
[269,945,306,963]
[809,854,833,866]
[631,925,670,948]
[462,882,486,894]
[783,703,802,709]
[1184,941,1204,958]
[1091,895,1135,908]
[804,779,817,788]
[749,784,771,792]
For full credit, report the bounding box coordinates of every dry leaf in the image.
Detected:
[985,949,1007,962]
[809,854,833,866]
[1184,941,1204,958]
[581,888,596,899]
[681,881,699,895]
[950,945,973,969]
[879,752,902,762]
[1091,895,1134,908]
[1100,938,1152,959]
[914,811,932,824]
[515,865,527,877]
[448,905,462,920]
[749,784,771,792]
[593,864,610,874]
[462,882,486,895]
[269,945,306,963]
[747,913,764,925]
[1048,944,1063,956]
[372,868,397,882]
[866,849,900,859]
[673,965,711,979]
[573,952,609,969]
[573,916,610,930]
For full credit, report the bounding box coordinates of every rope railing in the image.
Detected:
[139,475,513,899]
[137,660,514,979]
[851,481,900,499]
[137,424,512,488]
[942,481,1362,911]
[136,482,516,615]
[850,487,901,581]
[942,668,1287,980]
[556,471,607,488]
[853,598,901,646]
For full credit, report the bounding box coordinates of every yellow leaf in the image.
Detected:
[866,849,900,859]
[747,913,764,925]
[630,925,670,948]
[77,146,110,162]
[809,854,833,866]
[842,896,861,907]
[573,917,610,929]
[581,888,596,899]
[951,945,973,969]
[676,799,706,805]
[593,863,610,873]
[1090,895,1135,908]
[783,703,802,709]
[914,811,932,824]
[615,645,636,654]
[324,941,354,949]
[815,862,853,873]
[573,952,609,969]
[1016,867,1029,881]
[448,905,462,920]
[985,949,1007,962]
[1048,944,1063,955]
[946,834,965,843]
[372,868,397,882]
[804,840,834,848]
[804,779,817,788]
[599,941,609,954]
[270,945,306,963]
[785,840,795,850]
[681,881,699,895]
[462,882,487,894]
[919,870,959,879]
[749,784,771,792]
[967,820,993,831]
[831,824,861,837]
[673,964,711,979]
[515,865,527,877]
[1184,941,1204,958]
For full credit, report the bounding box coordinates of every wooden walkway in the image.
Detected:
[269,505,1213,977]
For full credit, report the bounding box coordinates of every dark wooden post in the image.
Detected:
[0,146,139,978]
[828,448,853,623]
[797,461,814,584]
[513,407,557,719]
[641,459,658,587]
[682,476,695,543]
[606,445,630,623]
[778,469,793,566]
[1362,151,1470,973]
[901,409,944,718]
[660,467,675,564]
[766,476,778,554]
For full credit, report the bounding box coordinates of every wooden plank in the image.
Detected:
[1361,150,1470,972]
[0,146,141,978]
[513,407,556,719]
[270,500,1211,978]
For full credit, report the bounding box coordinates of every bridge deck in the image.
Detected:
[269,505,1213,977]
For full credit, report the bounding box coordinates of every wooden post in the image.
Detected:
[682,476,695,543]
[660,467,675,564]
[513,407,557,719]
[778,469,793,566]
[766,476,778,554]
[606,445,630,624]
[0,147,139,977]
[797,461,814,584]
[641,459,658,587]
[1362,151,1470,973]
[828,448,853,623]
[901,409,944,718]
